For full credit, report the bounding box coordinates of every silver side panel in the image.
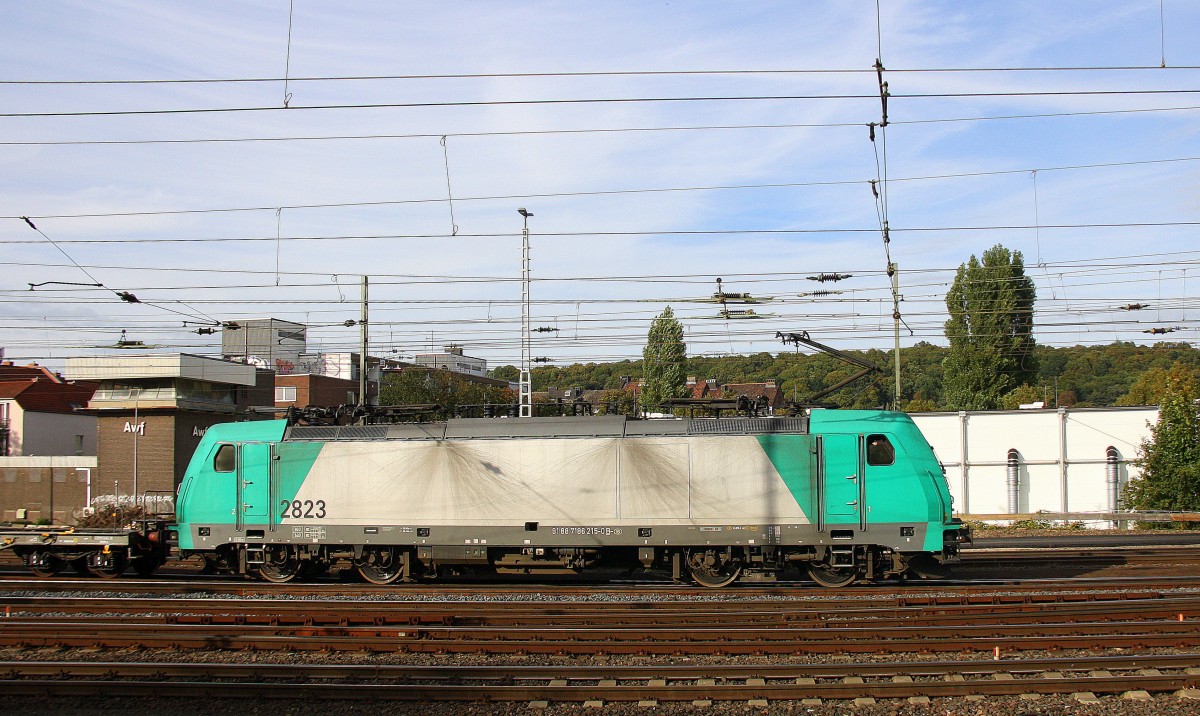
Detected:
[290,435,810,526]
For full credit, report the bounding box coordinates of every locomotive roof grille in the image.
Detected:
[687,417,808,434]
[283,415,809,442]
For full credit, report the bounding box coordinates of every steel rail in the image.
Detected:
[4,593,1200,629]
[3,572,1200,596]
[2,619,1199,653]
[0,673,1196,702]
[5,652,1200,679]
[0,582,1180,611]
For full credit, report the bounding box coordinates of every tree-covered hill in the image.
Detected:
[497,341,1200,410]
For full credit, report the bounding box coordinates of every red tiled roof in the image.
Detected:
[0,378,96,414]
[723,383,777,398]
[722,382,783,407]
[0,363,62,383]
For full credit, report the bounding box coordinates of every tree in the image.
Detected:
[903,397,939,413]
[599,388,639,416]
[1001,384,1043,410]
[1116,361,1200,406]
[489,364,519,382]
[640,306,687,409]
[380,368,514,416]
[943,244,1037,410]
[1124,377,1200,516]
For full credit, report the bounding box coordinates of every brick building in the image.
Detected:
[274,373,360,409]
[64,354,270,514]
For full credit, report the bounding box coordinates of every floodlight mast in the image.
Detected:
[360,276,368,406]
[518,209,533,417]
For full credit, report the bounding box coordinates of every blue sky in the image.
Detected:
[2,1,1198,371]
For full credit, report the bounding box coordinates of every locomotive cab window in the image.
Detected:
[213,444,236,473]
[866,434,895,466]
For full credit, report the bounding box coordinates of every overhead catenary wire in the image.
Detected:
[5,88,1200,119]
[16,217,221,326]
[5,103,1200,148]
[3,63,1199,86]
[8,152,1200,222]
[6,220,1200,246]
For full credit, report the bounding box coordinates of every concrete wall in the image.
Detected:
[20,411,96,457]
[0,402,97,457]
[911,407,1157,520]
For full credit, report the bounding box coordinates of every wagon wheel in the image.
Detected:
[132,553,163,577]
[686,549,742,588]
[27,552,65,578]
[356,547,406,585]
[257,545,302,583]
[806,562,858,588]
[88,551,129,579]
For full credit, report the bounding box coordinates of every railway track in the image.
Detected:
[5,541,1200,708]
[4,589,1200,654]
[2,589,1198,625]
[2,654,1199,704]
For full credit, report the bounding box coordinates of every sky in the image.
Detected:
[2,1,1199,374]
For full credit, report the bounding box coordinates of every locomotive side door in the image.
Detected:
[236,442,272,528]
[821,434,862,523]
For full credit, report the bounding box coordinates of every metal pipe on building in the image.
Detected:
[958,411,970,514]
[80,468,91,509]
[1058,406,1069,512]
[1007,448,1020,515]
[1106,445,1120,528]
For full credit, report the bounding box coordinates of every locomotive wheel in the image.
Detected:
[88,551,129,579]
[904,553,950,580]
[257,545,302,583]
[686,549,742,588]
[806,562,858,588]
[27,552,65,578]
[356,547,405,585]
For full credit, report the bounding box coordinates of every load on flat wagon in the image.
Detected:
[167,408,967,587]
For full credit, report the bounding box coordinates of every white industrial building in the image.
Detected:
[412,344,487,377]
[909,406,1158,522]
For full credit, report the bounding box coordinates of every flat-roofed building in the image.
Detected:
[64,354,271,513]
[412,344,487,377]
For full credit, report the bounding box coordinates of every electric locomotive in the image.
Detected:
[172,409,966,587]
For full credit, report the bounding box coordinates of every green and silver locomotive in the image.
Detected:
[173,409,966,587]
